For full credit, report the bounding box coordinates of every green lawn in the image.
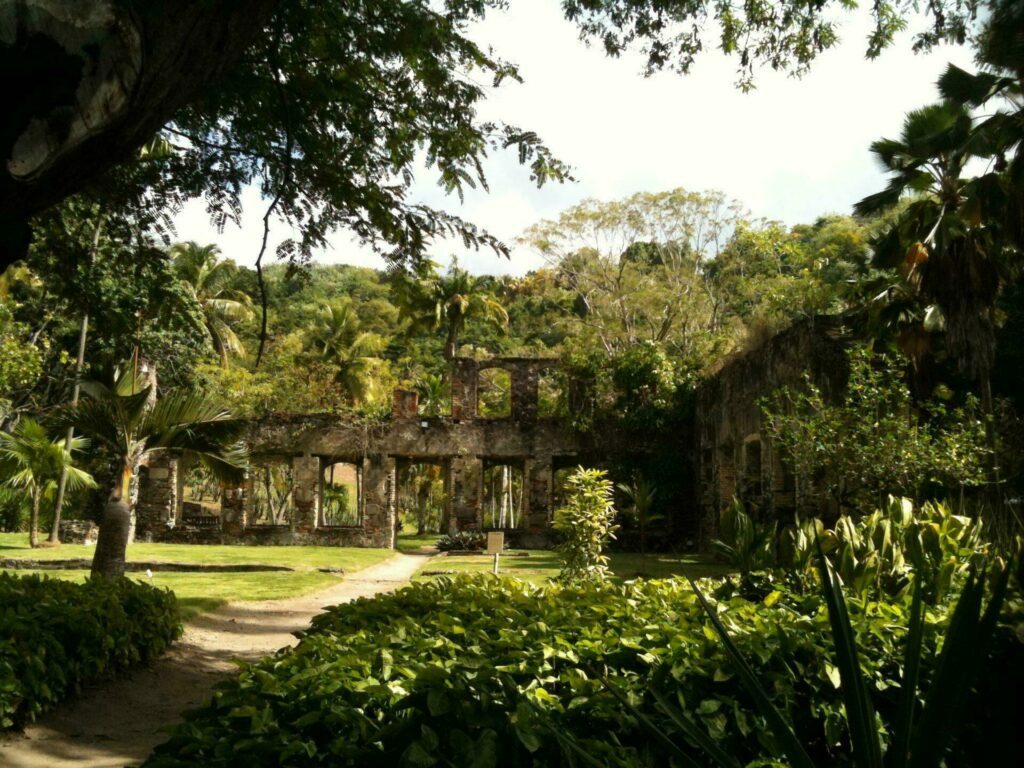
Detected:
[0,533,396,622]
[609,552,733,580]
[416,550,561,585]
[396,531,441,553]
[2,568,344,622]
[0,532,393,571]
[415,550,730,585]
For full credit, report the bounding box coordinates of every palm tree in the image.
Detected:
[0,419,94,548]
[415,373,449,417]
[171,242,254,366]
[394,259,508,359]
[855,72,1022,537]
[855,103,1004,408]
[304,300,385,404]
[66,367,247,578]
[617,475,662,556]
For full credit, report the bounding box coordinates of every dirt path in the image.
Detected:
[0,552,430,768]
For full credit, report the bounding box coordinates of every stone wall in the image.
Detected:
[135,454,177,542]
[132,355,666,549]
[392,389,419,419]
[694,317,852,545]
[58,519,97,545]
[450,356,555,421]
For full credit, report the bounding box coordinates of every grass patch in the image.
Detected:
[415,549,728,584]
[2,568,345,622]
[0,532,392,571]
[396,531,440,553]
[416,550,561,586]
[608,552,733,580]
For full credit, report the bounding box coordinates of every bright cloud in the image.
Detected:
[173,0,974,275]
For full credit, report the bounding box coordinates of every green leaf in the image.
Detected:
[814,544,883,768]
[687,578,816,768]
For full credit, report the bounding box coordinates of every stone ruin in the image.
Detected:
[134,319,853,551]
[135,356,595,548]
[694,317,852,543]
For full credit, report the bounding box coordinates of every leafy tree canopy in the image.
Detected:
[3,0,995,270]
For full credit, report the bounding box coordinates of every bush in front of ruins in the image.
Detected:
[436,530,486,551]
[0,573,181,729]
[553,467,618,582]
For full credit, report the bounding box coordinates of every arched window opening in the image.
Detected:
[396,460,448,534]
[482,460,526,529]
[179,461,221,526]
[250,461,294,526]
[478,367,512,418]
[322,461,362,527]
[537,370,565,418]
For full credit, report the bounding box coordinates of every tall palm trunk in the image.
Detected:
[444,320,459,360]
[91,464,133,579]
[49,311,89,543]
[29,489,41,548]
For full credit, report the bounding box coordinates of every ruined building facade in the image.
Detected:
[694,317,852,543]
[134,319,854,551]
[135,357,590,548]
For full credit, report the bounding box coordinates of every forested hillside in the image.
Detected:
[0,189,894,424]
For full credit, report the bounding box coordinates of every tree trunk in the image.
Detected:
[29,489,40,548]
[444,324,458,360]
[90,497,132,579]
[50,310,89,543]
[1,0,283,267]
[978,370,1012,542]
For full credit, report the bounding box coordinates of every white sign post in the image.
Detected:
[486,531,504,574]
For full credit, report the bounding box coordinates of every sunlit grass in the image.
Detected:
[2,568,345,622]
[0,533,396,622]
[396,531,441,553]
[415,549,730,585]
[0,532,392,571]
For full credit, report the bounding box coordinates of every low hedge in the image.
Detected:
[0,573,182,729]
[143,575,1021,766]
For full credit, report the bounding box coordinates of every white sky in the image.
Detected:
[173,0,974,276]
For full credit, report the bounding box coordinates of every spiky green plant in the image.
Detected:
[64,367,247,577]
[601,551,1012,768]
[0,418,94,547]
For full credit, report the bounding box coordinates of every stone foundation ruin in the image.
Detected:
[694,317,852,544]
[134,319,855,551]
[135,356,596,548]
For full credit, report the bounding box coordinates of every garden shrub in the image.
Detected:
[0,573,181,729]
[436,530,486,552]
[144,574,1020,767]
[553,467,618,582]
[760,346,988,513]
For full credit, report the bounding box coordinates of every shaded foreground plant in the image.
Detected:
[601,551,1012,768]
[711,499,774,583]
[0,572,181,729]
[617,475,662,556]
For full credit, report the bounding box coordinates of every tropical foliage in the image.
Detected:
[143,550,1020,767]
[0,419,93,547]
[0,573,181,730]
[761,347,989,513]
[553,467,619,583]
[66,367,247,577]
[171,242,254,366]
